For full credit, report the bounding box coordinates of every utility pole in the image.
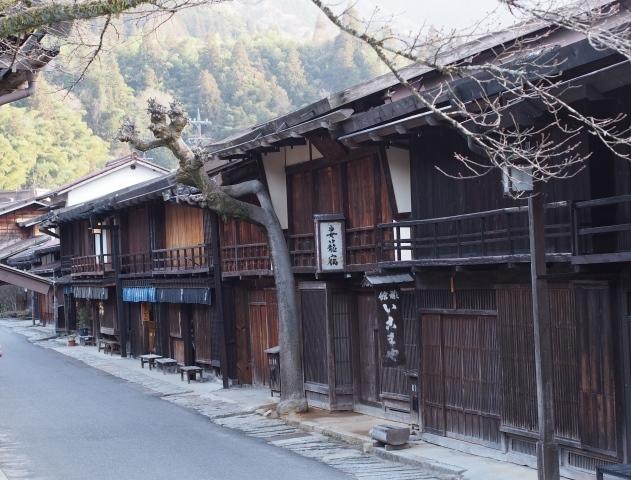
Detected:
[528,183,560,480]
[189,109,212,144]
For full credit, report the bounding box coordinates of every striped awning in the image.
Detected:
[123,287,156,303]
[156,288,211,305]
[73,286,108,300]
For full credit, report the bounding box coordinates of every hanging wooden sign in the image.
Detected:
[314,214,345,272]
[376,286,406,366]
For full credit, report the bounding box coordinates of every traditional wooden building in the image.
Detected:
[45,175,229,375]
[199,10,631,478]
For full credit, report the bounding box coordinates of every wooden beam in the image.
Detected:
[304,131,347,161]
[528,186,560,480]
[0,263,51,294]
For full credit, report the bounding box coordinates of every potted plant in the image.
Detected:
[67,333,77,347]
[77,307,89,337]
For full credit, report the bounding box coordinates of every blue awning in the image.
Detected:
[73,286,109,300]
[156,288,211,305]
[123,287,156,302]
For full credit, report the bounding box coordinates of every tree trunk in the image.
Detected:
[265,210,307,413]
[118,100,307,413]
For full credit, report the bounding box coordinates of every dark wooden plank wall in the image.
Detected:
[575,284,617,454]
[247,288,279,386]
[168,303,182,338]
[496,283,618,455]
[301,289,328,385]
[102,297,117,331]
[168,304,185,365]
[496,286,538,433]
[332,292,353,388]
[232,286,252,384]
[165,203,204,248]
[410,128,592,222]
[287,154,393,266]
[123,206,150,254]
[421,314,445,434]
[220,203,268,273]
[193,304,213,364]
[0,206,41,243]
[129,302,142,356]
[36,292,53,325]
[68,220,94,257]
[356,293,380,405]
[421,312,502,447]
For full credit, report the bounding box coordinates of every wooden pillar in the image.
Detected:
[31,290,36,325]
[111,218,128,357]
[528,185,560,480]
[183,304,194,365]
[210,212,230,389]
[157,303,170,357]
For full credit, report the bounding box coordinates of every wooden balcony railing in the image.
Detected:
[120,244,211,276]
[574,195,631,261]
[289,234,315,270]
[221,243,271,275]
[120,252,152,275]
[153,244,211,273]
[289,227,379,271]
[61,255,73,275]
[377,202,573,266]
[71,254,113,276]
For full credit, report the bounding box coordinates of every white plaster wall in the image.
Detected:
[386,147,412,214]
[283,143,322,166]
[66,165,165,206]
[262,151,289,229]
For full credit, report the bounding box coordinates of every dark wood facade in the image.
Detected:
[44,20,631,478]
[56,188,224,374]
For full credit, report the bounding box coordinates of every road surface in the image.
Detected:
[0,326,350,480]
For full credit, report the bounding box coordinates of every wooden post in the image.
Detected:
[528,185,560,480]
[111,219,128,358]
[210,212,230,389]
[183,304,194,366]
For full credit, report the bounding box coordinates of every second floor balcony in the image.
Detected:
[120,244,212,277]
[67,195,631,279]
[70,254,114,277]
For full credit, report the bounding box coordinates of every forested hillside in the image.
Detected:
[0,2,382,189]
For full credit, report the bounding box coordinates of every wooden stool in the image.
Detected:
[179,366,203,383]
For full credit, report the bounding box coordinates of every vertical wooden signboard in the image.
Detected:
[376,286,406,366]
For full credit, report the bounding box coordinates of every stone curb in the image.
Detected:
[283,417,462,479]
[371,448,465,479]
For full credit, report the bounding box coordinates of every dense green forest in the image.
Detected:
[0,3,382,190]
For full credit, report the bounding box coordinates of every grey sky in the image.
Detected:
[353,0,513,30]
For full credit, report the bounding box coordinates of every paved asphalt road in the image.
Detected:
[0,327,349,480]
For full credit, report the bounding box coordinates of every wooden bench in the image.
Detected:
[140,354,162,370]
[98,339,120,355]
[155,358,178,374]
[597,464,631,480]
[179,366,203,383]
[98,327,120,355]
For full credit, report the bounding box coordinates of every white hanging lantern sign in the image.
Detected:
[314,214,345,272]
[502,164,533,195]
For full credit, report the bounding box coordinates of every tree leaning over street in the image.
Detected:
[118,99,308,414]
